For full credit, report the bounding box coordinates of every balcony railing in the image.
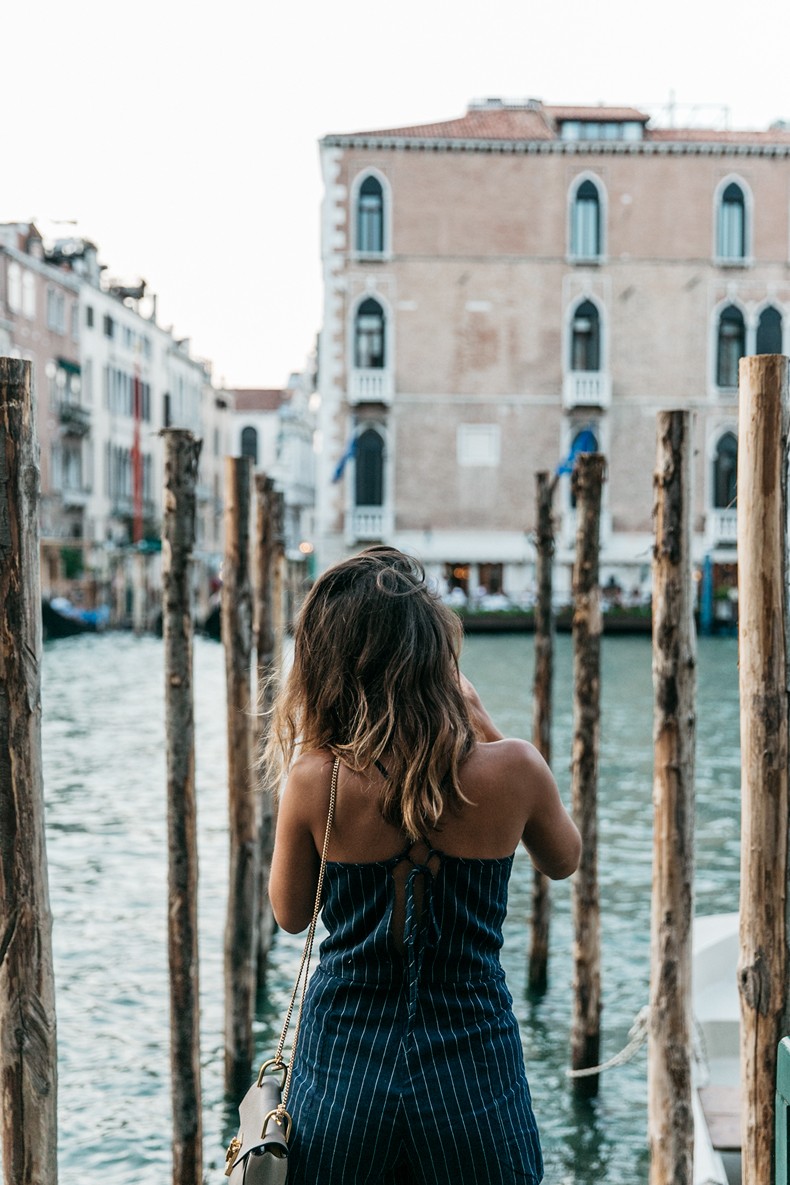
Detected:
[708,508,737,547]
[59,402,91,436]
[346,506,392,543]
[348,368,394,405]
[62,486,91,508]
[562,371,612,410]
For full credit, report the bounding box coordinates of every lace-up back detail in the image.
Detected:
[389,838,442,955]
[319,845,514,990]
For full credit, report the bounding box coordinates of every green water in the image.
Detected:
[3,631,740,1183]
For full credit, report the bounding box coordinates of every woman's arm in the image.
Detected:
[515,741,581,879]
[268,755,324,933]
[484,737,581,879]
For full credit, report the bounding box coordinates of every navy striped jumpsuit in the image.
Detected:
[286,840,543,1184]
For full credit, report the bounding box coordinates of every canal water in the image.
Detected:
[7,631,740,1184]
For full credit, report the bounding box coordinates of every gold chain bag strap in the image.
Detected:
[225,757,339,1182]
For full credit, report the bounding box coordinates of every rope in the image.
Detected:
[566,1005,649,1078]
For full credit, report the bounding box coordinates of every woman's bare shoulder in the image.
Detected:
[472,737,552,779]
[282,749,337,807]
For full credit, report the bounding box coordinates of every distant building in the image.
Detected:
[230,376,317,571]
[316,98,790,604]
[0,224,232,615]
[0,223,82,581]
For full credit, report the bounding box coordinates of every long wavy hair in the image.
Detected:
[264,546,476,839]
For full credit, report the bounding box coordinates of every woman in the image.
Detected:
[267,546,580,1184]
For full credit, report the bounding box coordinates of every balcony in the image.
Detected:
[708,508,737,548]
[59,402,91,436]
[562,371,612,410]
[62,486,91,509]
[348,368,394,405]
[346,506,393,543]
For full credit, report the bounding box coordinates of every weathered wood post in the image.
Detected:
[272,490,286,662]
[222,455,258,1100]
[737,354,789,1185]
[0,358,59,1185]
[648,410,696,1185]
[570,452,605,1097]
[529,471,557,994]
[132,549,147,634]
[253,473,277,986]
[161,429,203,1185]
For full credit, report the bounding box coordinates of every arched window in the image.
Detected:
[756,306,783,355]
[240,425,258,467]
[354,298,385,369]
[713,432,737,509]
[717,182,746,260]
[571,179,601,259]
[716,305,745,388]
[570,301,601,371]
[357,175,384,254]
[355,428,384,506]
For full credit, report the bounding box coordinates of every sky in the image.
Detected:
[3,0,789,389]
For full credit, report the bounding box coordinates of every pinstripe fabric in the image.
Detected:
[286,845,543,1184]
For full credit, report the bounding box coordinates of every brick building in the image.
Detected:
[315,99,790,602]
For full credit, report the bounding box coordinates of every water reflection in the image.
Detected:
[4,630,741,1185]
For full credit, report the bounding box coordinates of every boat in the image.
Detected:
[692,912,741,1185]
[41,597,108,641]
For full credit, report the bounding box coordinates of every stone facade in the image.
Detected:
[0,224,232,613]
[316,100,790,602]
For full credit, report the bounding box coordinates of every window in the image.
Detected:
[357,175,385,254]
[355,428,384,506]
[163,392,172,428]
[713,432,737,508]
[716,305,745,388]
[756,306,783,354]
[241,425,258,466]
[571,179,601,259]
[86,305,94,328]
[7,262,21,312]
[478,563,504,594]
[717,182,746,261]
[354,298,385,369]
[22,271,35,319]
[562,121,640,141]
[103,314,115,339]
[47,288,66,333]
[457,424,501,466]
[570,301,601,371]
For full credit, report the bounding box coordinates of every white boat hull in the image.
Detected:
[692,912,740,1185]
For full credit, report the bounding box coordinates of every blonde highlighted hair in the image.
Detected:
[264,546,475,839]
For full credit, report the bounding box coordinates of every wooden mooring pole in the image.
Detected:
[737,354,789,1185]
[570,452,605,1097]
[222,455,258,1100]
[272,490,286,664]
[0,358,59,1184]
[161,430,203,1185]
[648,410,696,1185]
[528,471,557,994]
[253,473,277,986]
